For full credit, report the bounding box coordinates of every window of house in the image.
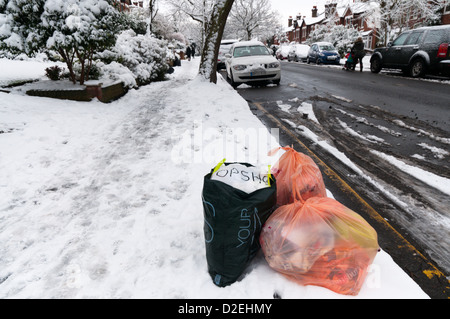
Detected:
[444,2,450,14]
[365,36,373,49]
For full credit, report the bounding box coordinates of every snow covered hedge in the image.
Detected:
[307,24,361,57]
[97,30,170,87]
[0,0,171,87]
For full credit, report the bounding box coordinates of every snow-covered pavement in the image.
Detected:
[0,58,429,298]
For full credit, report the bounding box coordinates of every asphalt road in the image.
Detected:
[238,61,450,133]
[219,61,450,298]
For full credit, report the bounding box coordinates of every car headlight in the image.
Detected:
[319,53,325,57]
[267,62,280,68]
[233,65,247,71]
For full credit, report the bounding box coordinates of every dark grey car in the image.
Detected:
[370,25,450,78]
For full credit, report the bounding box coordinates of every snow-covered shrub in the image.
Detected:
[98,61,137,88]
[329,25,361,57]
[1,0,171,88]
[97,30,170,87]
[1,0,141,85]
[41,0,122,84]
[307,24,361,57]
[0,0,47,56]
[45,65,63,80]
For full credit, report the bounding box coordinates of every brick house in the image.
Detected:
[114,0,144,12]
[286,2,377,50]
[443,1,450,24]
[286,0,450,50]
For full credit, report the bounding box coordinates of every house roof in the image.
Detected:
[303,12,326,26]
[351,2,371,14]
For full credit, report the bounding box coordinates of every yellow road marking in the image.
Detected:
[253,101,449,284]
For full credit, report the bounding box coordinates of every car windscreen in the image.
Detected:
[319,44,334,51]
[219,44,233,54]
[233,45,270,57]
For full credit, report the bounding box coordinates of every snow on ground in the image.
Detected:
[0,57,65,87]
[295,55,450,85]
[0,58,429,298]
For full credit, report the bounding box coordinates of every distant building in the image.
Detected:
[286,2,377,50]
[114,0,144,12]
[286,0,449,50]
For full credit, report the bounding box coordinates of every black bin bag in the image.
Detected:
[202,162,277,287]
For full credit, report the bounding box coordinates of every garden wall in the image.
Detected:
[26,82,127,103]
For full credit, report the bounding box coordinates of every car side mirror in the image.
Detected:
[387,42,393,47]
[225,53,232,58]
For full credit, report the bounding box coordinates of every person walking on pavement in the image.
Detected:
[191,43,196,59]
[186,45,192,61]
[352,37,365,72]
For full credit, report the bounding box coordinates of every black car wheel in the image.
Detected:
[370,56,382,73]
[229,71,240,89]
[410,58,426,78]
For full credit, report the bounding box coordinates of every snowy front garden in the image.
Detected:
[0,0,176,99]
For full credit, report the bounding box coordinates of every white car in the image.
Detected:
[225,41,281,88]
[288,44,310,62]
[217,39,239,70]
[276,45,290,60]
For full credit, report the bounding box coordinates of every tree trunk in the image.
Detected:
[198,0,235,84]
[75,49,86,86]
[59,48,77,84]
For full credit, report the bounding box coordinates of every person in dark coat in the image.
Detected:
[186,45,192,61]
[352,37,365,72]
[191,44,196,59]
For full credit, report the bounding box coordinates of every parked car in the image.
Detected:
[370,25,450,78]
[288,44,311,62]
[276,45,290,60]
[225,41,281,88]
[217,39,239,70]
[307,42,340,65]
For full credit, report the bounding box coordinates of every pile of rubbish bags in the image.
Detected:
[202,146,379,296]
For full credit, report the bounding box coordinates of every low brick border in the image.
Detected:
[26,82,128,103]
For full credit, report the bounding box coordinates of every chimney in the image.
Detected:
[288,16,293,27]
[296,13,301,21]
[312,6,318,18]
[325,2,337,18]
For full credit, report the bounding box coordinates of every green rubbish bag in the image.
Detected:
[202,162,277,287]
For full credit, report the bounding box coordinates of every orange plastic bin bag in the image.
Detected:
[269,146,326,206]
[260,197,379,296]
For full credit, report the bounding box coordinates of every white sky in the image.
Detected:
[270,0,352,27]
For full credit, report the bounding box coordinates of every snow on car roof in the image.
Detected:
[221,39,240,44]
[232,40,265,48]
[313,41,333,45]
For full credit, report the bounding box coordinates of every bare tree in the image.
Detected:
[167,0,235,83]
[370,0,446,46]
[147,0,159,33]
[198,0,235,83]
[167,0,215,47]
[225,0,280,41]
